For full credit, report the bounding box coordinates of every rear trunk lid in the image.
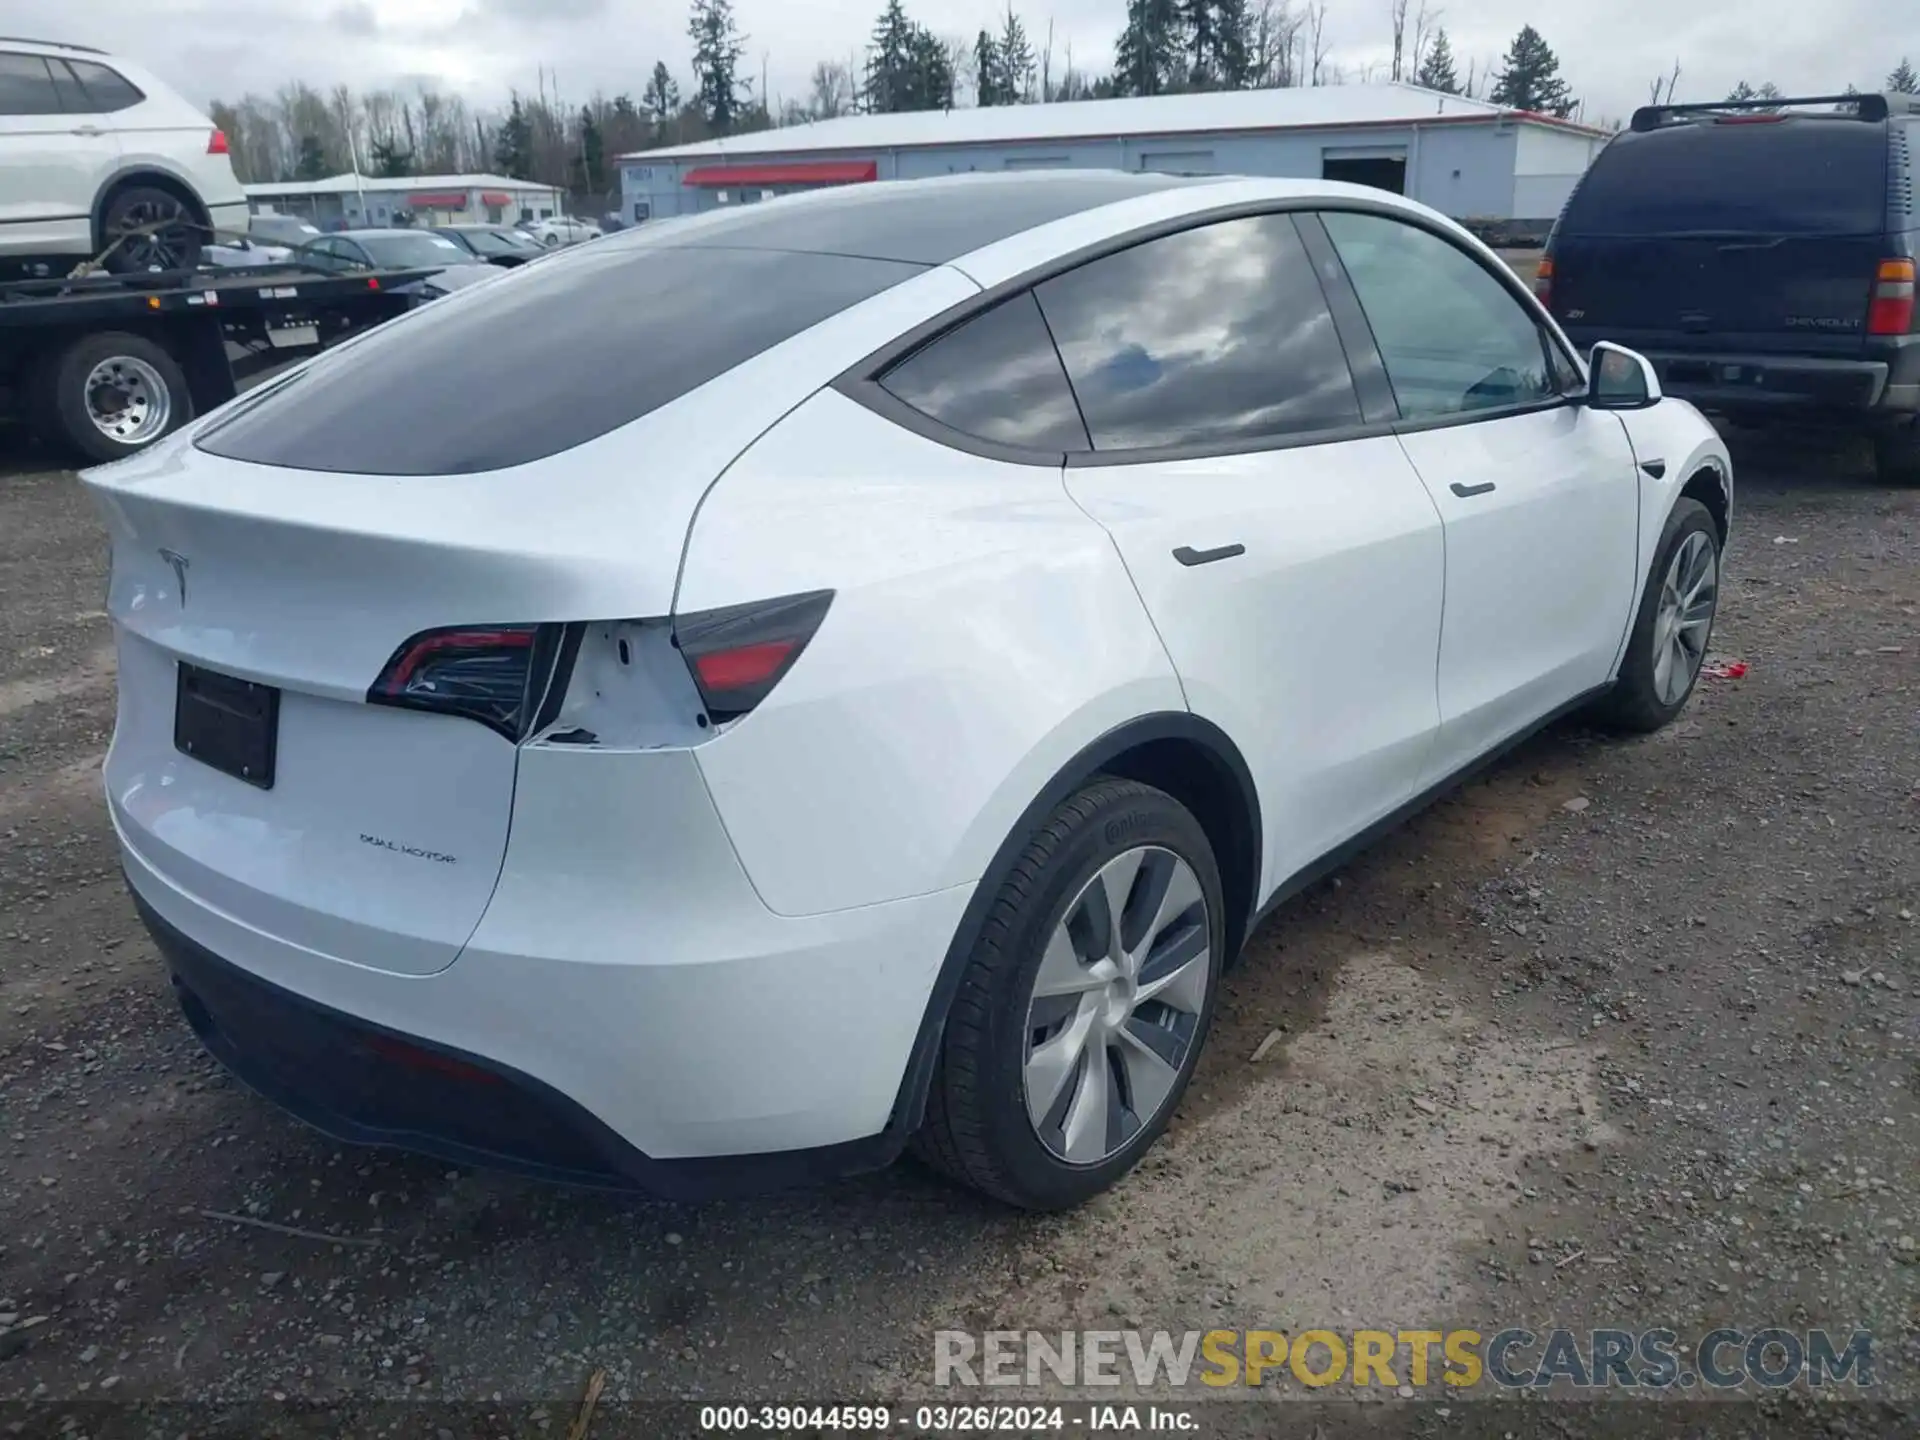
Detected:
[1550,117,1890,356]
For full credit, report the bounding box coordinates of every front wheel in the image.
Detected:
[1593,497,1721,733]
[43,332,192,464]
[914,778,1224,1210]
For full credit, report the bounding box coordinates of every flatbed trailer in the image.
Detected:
[0,261,432,464]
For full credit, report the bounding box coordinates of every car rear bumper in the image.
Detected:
[1563,334,1920,422]
[117,794,975,1197]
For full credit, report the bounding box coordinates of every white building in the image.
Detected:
[245,173,567,229]
[620,83,1610,232]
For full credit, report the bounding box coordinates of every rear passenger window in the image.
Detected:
[66,60,146,113]
[880,293,1090,452]
[1035,213,1361,451]
[0,53,61,116]
[1321,210,1557,419]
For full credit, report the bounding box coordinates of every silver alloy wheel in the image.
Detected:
[1652,529,1717,705]
[1023,845,1211,1165]
[84,356,173,445]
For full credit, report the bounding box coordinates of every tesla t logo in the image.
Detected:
[158,549,189,605]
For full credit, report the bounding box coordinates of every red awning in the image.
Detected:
[408,192,467,208]
[681,161,876,187]
[480,191,511,206]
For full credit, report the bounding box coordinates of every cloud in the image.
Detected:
[330,2,379,36]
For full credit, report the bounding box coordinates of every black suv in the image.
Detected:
[1539,93,1919,482]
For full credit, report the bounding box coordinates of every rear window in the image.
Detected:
[65,59,145,112]
[197,243,923,475]
[1561,121,1890,238]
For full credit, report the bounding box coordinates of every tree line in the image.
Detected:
[207,0,1917,205]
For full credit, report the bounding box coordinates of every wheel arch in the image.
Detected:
[92,166,212,248]
[1680,458,1731,546]
[881,712,1262,1152]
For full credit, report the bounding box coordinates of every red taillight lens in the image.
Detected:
[207,128,230,155]
[674,590,833,724]
[1868,258,1915,337]
[1533,255,1554,309]
[368,624,571,740]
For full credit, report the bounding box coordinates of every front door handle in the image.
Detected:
[1172,543,1246,567]
[70,125,104,137]
[1449,481,1497,498]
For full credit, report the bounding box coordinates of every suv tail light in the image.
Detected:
[207,129,230,156]
[1532,256,1554,309]
[368,623,575,740]
[673,590,833,724]
[1868,259,1916,336]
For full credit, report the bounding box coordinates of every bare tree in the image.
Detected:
[1410,3,1439,80]
[1306,3,1330,86]
[1388,0,1410,82]
[1647,59,1682,106]
[807,60,855,119]
[1248,0,1303,88]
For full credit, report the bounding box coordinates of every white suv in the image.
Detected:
[0,37,248,272]
[83,174,1731,1210]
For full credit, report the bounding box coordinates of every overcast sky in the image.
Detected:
[19,0,1911,129]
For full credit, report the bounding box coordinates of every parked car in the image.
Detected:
[247,213,322,249]
[429,223,544,267]
[0,37,248,273]
[1540,91,1919,483]
[201,236,292,267]
[83,172,1730,1210]
[291,228,497,301]
[528,215,602,248]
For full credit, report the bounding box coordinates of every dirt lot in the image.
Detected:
[0,422,1915,1437]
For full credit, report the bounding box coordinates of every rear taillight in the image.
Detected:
[1533,255,1554,309]
[368,623,573,740]
[207,128,230,155]
[673,590,833,724]
[1868,258,1916,336]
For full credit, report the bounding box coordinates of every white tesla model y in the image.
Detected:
[84,173,1731,1210]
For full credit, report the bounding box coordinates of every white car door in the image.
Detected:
[1043,213,1447,896]
[1316,209,1641,786]
[0,50,120,256]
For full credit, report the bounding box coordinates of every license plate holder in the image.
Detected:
[175,662,279,789]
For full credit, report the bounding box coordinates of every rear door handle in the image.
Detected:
[70,125,105,137]
[1449,481,1497,498]
[1172,543,1246,567]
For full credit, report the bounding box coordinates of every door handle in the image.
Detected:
[70,125,104,137]
[1640,459,1667,479]
[1449,481,1497,498]
[1172,543,1246,567]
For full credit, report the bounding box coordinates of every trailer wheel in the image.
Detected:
[47,332,193,464]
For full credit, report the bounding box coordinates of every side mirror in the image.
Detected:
[1587,342,1662,410]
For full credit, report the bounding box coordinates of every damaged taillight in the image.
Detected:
[368,623,576,740]
[673,590,833,724]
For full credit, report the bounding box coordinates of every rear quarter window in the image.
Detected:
[878,293,1090,452]
[65,60,145,112]
[1561,121,1891,238]
[196,242,923,475]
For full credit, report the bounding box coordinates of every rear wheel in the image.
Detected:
[98,185,205,273]
[914,778,1224,1210]
[45,332,192,464]
[1872,422,1920,485]
[1593,498,1720,734]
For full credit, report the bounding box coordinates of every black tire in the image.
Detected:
[1872,422,1920,485]
[98,184,204,274]
[46,332,193,464]
[913,778,1225,1210]
[1592,497,1721,734]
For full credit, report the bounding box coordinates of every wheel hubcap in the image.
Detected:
[1652,530,1717,706]
[1023,846,1211,1166]
[84,357,172,444]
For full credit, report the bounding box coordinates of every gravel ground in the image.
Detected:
[0,421,1914,1438]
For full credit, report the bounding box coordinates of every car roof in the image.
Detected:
[621,170,1218,266]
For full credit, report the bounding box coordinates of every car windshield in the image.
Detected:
[461,229,526,256]
[356,233,476,267]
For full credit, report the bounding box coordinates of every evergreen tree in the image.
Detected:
[1889,58,1919,94]
[1415,27,1459,94]
[864,0,919,113]
[1489,25,1575,118]
[688,0,748,133]
[295,133,328,181]
[1181,0,1215,88]
[999,5,1036,102]
[1210,0,1250,88]
[907,26,955,110]
[642,62,681,131]
[974,30,1005,105]
[1114,0,1183,97]
[493,97,533,179]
